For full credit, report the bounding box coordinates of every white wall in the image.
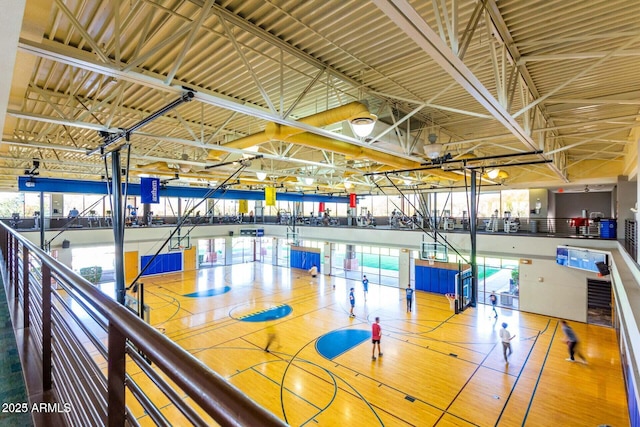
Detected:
[519,259,591,322]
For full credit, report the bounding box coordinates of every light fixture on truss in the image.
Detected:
[424,133,443,160]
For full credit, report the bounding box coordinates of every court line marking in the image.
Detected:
[519,320,559,426]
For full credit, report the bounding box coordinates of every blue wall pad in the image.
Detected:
[414,265,457,294]
[237,304,292,322]
[316,329,371,360]
[290,250,321,272]
[141,252,182,276]
[184,286,231,298]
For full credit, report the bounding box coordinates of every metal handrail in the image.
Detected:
[0,222,287,427]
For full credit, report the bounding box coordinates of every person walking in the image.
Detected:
[349,287,356,318]
[489,291,498,318]
[264,317,278,352]
[371,317,383,360]
[362,275,369,301]
[405,284,414,312]
[561,320,587,363]
[499,322,515,363]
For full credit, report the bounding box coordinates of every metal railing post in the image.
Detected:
[108,326,126,427]
[42,264,52,391]
[13,237,19,299]
[0,227,7,268]
[22,245,30,327]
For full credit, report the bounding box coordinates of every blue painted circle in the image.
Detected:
[316,329,371,360]
[236,304,293,322]
[184,286,231,298]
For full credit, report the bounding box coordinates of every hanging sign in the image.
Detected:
[140,177,160,204]
[238,200,248,214]
[349,193,357,208]
[265,187,276,206]
[318,202,325,213]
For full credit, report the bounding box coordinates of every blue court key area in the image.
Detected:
[184,286,231,297]
[316,329,371,360]
[237,304,292,322]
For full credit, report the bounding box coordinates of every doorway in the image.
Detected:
[587,278,612,326]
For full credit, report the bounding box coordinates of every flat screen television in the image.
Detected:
[556,245,608,273]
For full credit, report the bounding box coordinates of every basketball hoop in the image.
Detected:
[427,255,435,266]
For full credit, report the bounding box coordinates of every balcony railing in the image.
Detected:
[0,222,286,427]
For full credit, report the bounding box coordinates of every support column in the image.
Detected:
[344,244,358,270]
[469,171,478,307]
[225,234,234,265]
[272,238,279,266]
[323,242,332,276]
[112,152,126,305]
[398,248,410,288]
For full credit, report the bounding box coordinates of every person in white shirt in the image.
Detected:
[308,264,318,283]
[499,322,515,363]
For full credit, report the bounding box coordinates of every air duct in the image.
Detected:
[204,101,460,180]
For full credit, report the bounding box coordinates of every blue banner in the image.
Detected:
[140,177,160,204]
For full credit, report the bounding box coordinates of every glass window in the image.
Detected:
[371,195,389,216]
[502,258,519,269]
[502,189,529,219]
[485,257,502,267]
[477,192,501,217]
[24,193,49,217]
[0,193,24,217]
[65,194,85,216]
[335,203,347,216]
[450,192,470,217]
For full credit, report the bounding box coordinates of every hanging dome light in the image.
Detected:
[256,171,267,181]
[424,133,442,159]
[350,113,378,137]
[178,153,192,173]
[487,168,500,179]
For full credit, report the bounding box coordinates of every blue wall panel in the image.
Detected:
[141,252,182,276]
[415,265,460,295]
[438,270,447,294]
[430,268,439,291]
[448,270,458,294]
[290,250,321,273]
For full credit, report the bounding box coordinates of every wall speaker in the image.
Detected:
[595,261,610,276]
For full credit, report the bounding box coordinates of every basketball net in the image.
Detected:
[427,255,435,266]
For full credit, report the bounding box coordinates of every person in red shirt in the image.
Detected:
[371,317,383,361]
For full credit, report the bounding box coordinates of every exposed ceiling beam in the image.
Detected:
[518,50,640,64]
[18,38,422,163]
[372,0,541,153]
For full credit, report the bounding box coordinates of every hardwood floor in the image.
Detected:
[122,263,629,427]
